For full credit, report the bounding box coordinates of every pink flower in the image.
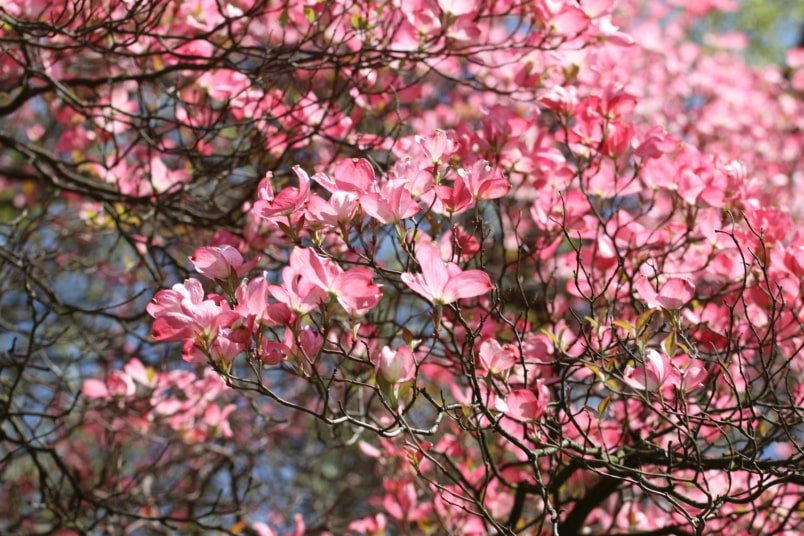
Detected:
[438,0,477,16]
[401,242,493,305]
[680,365,707,392]
[634,275,695,310]
[82,371,135,400]
[289,248,382,316]
[382,480,428,522]
[431,177,475,215]
[476,339,517,376]
[457,160,510,201]
[548,5,590,36]
[376,345,416,384]
[251,515,304,536]
[438,226,481,262]
[147,278,205,319]
[310,158,376,194]
[285,326,324,362]
[391,157,433,198]
[306,191,358,226]
[259,339,291,365]
[234,277,292,330]
[333,269,384,317]
[253,167,310,223]
[360,179,420,224]
[201,403,236,438]
[348,513,387,534]
[147,279,240,342]
[415,129,459,164]
[190,245,258,280]
[622,349,676,391]
[207,335,244,367]
[123,358,155,387]
[496,383,550,422]
[783,243,804,276]
[539,85,579,116]
[268,265,327,316]
[673,354,708,392]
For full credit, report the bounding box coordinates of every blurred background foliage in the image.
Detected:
[699,0,804,64]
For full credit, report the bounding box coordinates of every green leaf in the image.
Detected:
[598,396,611,420]
[541,328,560,349]
[613,319,635,337]
[636,309,655,333]
[662,330,677,357]
[586,363,605,382]
[402,327,414,347]
[351,14,368,30]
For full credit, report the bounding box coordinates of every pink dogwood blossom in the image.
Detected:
[634,275,696,311]
[457,160,510,201]
[376,345,416,385]
[496,383,550,422]
[361,180,420,224]
[290,247,382,316]
[253,167,310,224]
[401,242,492,306]
[476,339,517,376]
[622,349,677,392]
[147,279,240,342]
[190,244,258,281]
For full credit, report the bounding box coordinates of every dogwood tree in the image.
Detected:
[1,0,802,534]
